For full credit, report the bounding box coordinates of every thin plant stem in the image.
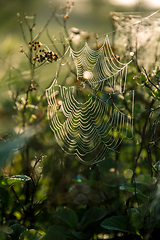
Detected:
[131,99,155,183]
[11,186,25,213]
[142,66,160,91]
[32,9,56,42]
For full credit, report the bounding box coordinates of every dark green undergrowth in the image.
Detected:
[1,2,160,240]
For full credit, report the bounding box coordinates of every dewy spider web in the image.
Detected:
[46,35,134,165]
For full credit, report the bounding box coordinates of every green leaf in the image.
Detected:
[119,184,149,203]
[127,208,144,230]
[135,73,146,85]
[152,89,160,99]
[19,229,42,240]
[81,207,107,230]
[0,175,30,187]
[54,207,78,229]
[71,231,84,239]
[135,174,152,186]
[156,67,160,76]
[101,215,135,233]
[130,212,144,229]
[0,126,36,167]
[44,226,66,240]
[0,230,12,240]
[9,224,26,240]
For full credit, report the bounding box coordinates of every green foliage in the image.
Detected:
[128,209,144,229]
[19,229,42,240]
[1,3,160,240]
[101,215,134,233]
[0,175,30,187]
[44,225,67,240]
[53,207,78,229]
[80,207,107,230]
[9,224,26,240]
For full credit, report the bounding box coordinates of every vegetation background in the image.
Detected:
[1,0,160,240]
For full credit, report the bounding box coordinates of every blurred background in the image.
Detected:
[1,0,160,33]
[1,0,160,34]
[1,0,160,87]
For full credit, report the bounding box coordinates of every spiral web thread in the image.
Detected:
[46,35,134,165]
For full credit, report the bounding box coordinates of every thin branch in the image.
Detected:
[11,186,25,213]
[22,88,29,128]
[17,13,28,45]
[32,9,56,42]
[46,28,61,57]
[131,99,155,183]
[142,66,160,91]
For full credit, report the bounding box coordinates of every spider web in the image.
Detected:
[46,35,134,164]
[111,12,160,70]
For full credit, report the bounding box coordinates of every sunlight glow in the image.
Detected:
[110,0,137,6]
[109,0,160,7]
[147,0,160,8]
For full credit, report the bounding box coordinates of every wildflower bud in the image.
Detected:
[20,49,24,53]
[64,15,69,19]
